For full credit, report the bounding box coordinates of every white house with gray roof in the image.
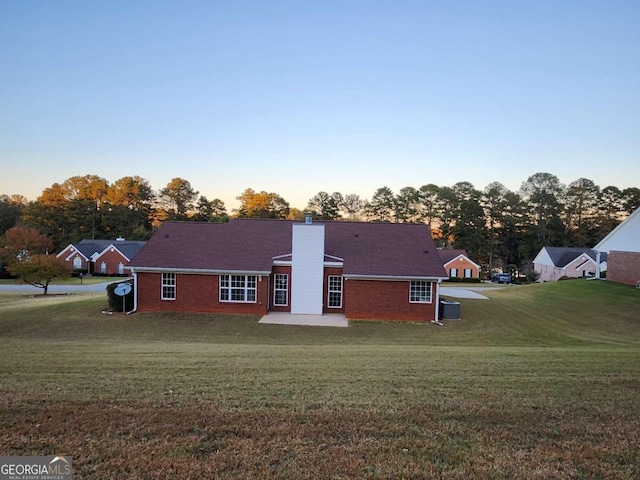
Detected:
[533,247,607,282]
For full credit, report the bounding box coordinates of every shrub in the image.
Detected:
[72,268,88,277]
[526,271,541,283]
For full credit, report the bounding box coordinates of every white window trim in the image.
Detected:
[327,275,343,309]
[273,273,288,307]
[409,281,432,304]
[449,268,458,277]
[73,257,82,269]
[100,262,107,274]
[118,262,125,274]
[219,274,257,303]
[464,268,472,278]
[161,272,176,300]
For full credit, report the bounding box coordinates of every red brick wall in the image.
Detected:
[135,272,268,315]
[344,279,436,321]
[135,271,438,321]
[95,248,129,275]
[446,257,479,278]
[323,267,345,314]
[607,251,640,286]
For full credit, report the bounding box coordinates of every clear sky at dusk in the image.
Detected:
[1,0,638,211]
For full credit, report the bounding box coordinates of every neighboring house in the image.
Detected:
[533,247,607,282]
[56,238,146,275]
[594,208,640,285]
[128,218,449,322]
[438,249,481,279]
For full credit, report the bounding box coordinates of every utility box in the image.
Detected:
[439,300,461,320]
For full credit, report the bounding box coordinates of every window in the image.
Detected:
[118,262,125,274]
[328,275,343,308]
[464,268,472,278]
[449,268,458,277]
[220,274,257,303]
[162,272,176,300]
[100,262,107,274]
[410,281,431,303]
[73,257,82,269]
[273,274,288,306]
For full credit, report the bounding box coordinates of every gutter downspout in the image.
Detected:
[431,279,443,326]
[126,270,138,315]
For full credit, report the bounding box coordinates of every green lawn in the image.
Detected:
[1,280,639,479]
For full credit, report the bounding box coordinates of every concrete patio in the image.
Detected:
[259,312,348,327]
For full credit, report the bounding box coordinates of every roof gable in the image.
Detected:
[565,253,596,270]
[437,249,480,269]
[93,241,147,262]
[56,243,90,261]
[594,208,640,253]
[533,247,554,266]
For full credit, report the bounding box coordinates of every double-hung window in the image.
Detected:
[464,268,472,278]
[449,268,458,277]
[409,281,431,303]
[273,274,288,306]
[73,257,82,269]
[220,274,257,303]
[328,275,343,308]
[162,272,176,300]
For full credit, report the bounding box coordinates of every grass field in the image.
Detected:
[1,280,639,478]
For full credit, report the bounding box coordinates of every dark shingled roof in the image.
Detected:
[130,219,448,278]
[76,238,146,261]
[74,239,114,258]
[544,247,607,267]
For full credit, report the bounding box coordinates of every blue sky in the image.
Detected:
[1,0,638,211]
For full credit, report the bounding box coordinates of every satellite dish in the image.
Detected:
[114,283,132,296]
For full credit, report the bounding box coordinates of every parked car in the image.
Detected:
[491,273,512,284]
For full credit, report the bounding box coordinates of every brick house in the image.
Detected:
[128,218,448,322]
[438,249,481,279]
[56,238,146,275]
[532,247,607,282]
[594,208,640,285]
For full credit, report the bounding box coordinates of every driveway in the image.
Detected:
[440,285,505,300]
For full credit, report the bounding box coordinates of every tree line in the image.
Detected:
[1,172,638,274]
